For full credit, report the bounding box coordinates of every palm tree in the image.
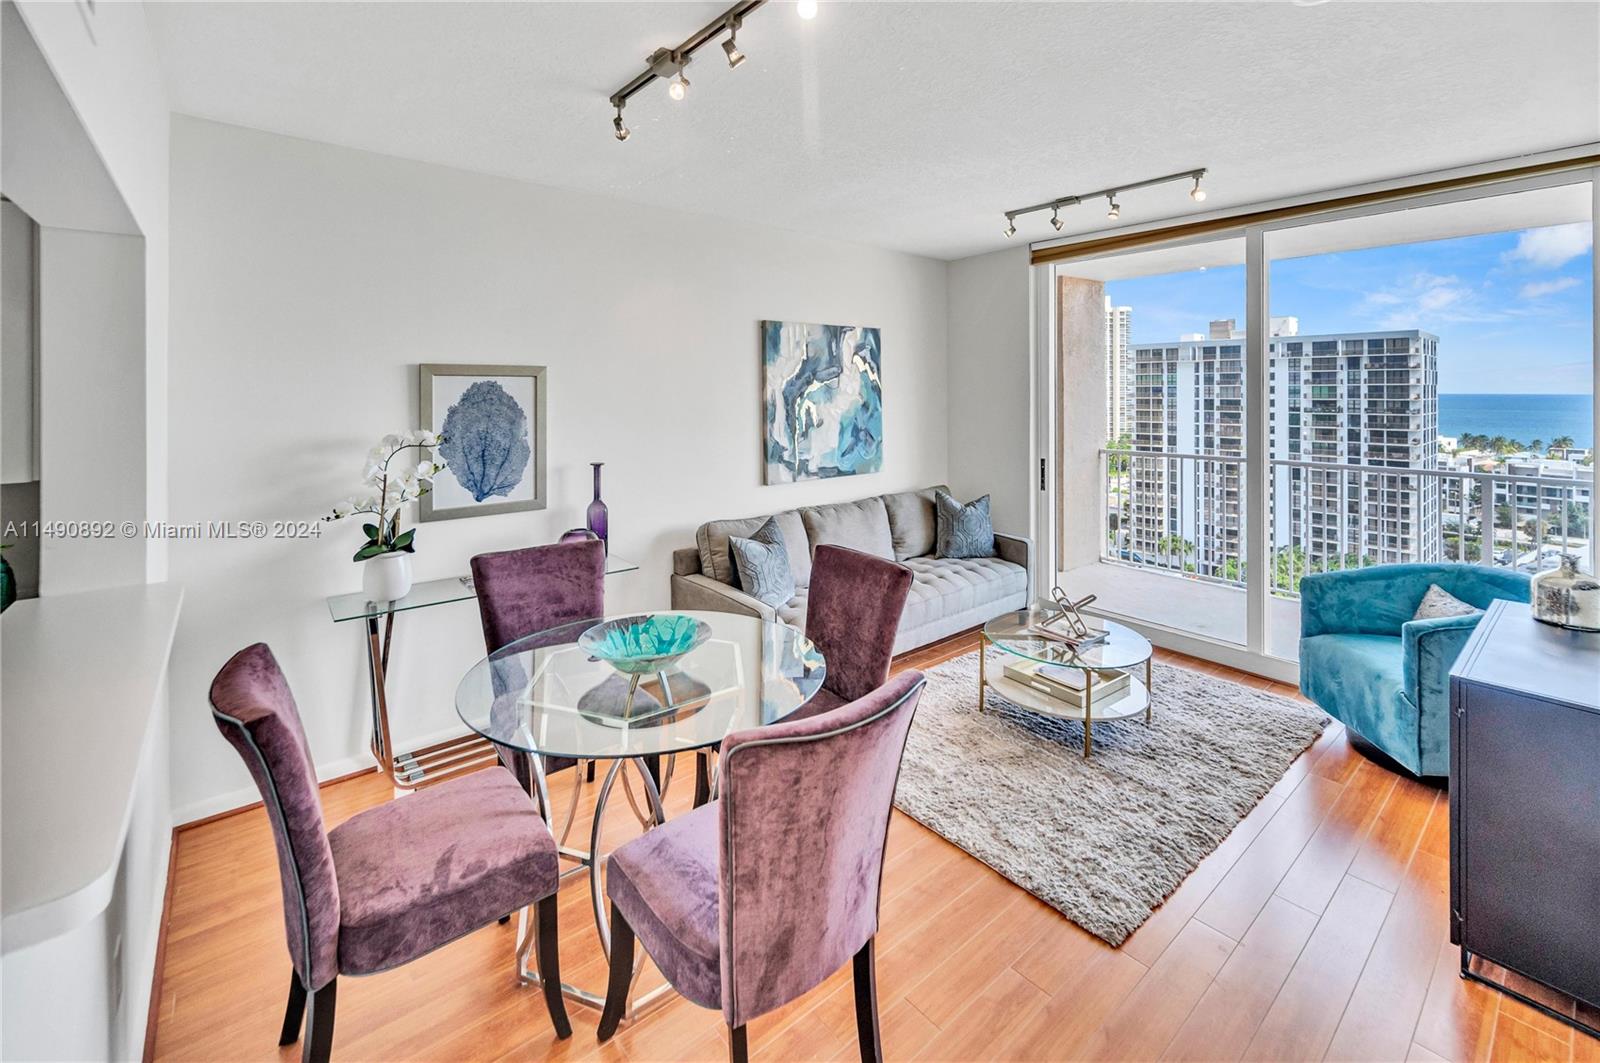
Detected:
[1550,435,1575,455]
[1529,438,1544,456]
[1155,535,1194,569]
[1106,432,1133,474]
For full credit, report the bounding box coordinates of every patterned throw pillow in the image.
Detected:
[729,517,797,607]
[1413,584,1480,620]
[935,490,996,559]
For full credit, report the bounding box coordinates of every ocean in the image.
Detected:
[1438,394,1594,449]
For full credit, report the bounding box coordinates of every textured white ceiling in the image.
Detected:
[145,1,1600,261]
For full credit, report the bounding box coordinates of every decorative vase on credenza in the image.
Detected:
[586,462,609,554]
[1530,552,1600,632]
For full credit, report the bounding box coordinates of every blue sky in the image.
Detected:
[1106,222,1594,395]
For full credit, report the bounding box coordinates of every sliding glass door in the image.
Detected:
[1262,180,1594,660]
[1049,169,1597,671]
[1054,237,1251,647]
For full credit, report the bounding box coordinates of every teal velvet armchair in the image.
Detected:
[1298,563,1531,777]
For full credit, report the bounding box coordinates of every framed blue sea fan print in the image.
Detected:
[418,364,547,521]
[761,321,883,484]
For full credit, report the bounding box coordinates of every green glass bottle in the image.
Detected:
[0,547,15,613]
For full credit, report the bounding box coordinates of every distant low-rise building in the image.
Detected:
[1495,456,1594,529]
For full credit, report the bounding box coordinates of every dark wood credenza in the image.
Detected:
[1449,599,1600,1036]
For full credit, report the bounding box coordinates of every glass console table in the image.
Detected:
[326,557,639,790]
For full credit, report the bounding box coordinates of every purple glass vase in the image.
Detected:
[585,462,609,554]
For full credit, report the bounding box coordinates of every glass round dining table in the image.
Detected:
[454,610,826,1014]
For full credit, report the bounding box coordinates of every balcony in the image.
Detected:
[1101,448,1594,598]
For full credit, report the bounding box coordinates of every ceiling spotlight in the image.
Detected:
[1190,174,1207,202]
[609,5,808,143]
[1106,194,1121,220]
[1003,216,1017,239]
[1050,205,1064,232]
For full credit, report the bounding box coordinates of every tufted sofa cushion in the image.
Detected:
[772,556,1025,644]
[900,556,1028,631]
[776,588,808,629]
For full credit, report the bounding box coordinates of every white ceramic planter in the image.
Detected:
[362,552,414,603]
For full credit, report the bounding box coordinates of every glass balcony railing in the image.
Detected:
[1101,447,1594,598]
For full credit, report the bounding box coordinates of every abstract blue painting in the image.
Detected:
[762,321,883,483]
[419,364,547,521]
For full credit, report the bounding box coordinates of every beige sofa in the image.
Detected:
[670,485,1032,654]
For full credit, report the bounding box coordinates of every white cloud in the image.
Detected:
[1518,276,1581,300]
[1357,271,1502,328]
[1505,223,1593,270]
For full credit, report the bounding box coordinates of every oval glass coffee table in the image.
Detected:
[980,606,1154,757]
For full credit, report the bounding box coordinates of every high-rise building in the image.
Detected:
[1126,328,1441,583]
[1105,298,1133,442]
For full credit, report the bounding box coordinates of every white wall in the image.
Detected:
[167,117,950,820]
[13,0,171,582]
[37,229,148,593]
[946,246,1033,540]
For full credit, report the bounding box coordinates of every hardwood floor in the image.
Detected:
[150,631,1595,1062]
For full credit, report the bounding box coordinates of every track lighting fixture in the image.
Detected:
[606,1,793,141]
[1000,168,1208,239]
[722,23,746,68]
[797,0,818,19]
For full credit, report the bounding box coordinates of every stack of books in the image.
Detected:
[1001,659,1130,710]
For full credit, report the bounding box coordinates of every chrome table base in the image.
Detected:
[363,613,499,790]
[512,753,678,1020]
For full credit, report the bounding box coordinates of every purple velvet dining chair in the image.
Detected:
[209,644,570,1063]
[596,669,927,1063]
[801,544,915,718]
[471,539,606,791]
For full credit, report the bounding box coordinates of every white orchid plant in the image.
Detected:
[325,430,448,562]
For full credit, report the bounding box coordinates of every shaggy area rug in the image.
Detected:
[892,651,1329,946]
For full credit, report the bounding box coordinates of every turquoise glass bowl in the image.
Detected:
[578,614,712,674]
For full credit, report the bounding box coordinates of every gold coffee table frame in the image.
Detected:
[979,607,1154,757]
